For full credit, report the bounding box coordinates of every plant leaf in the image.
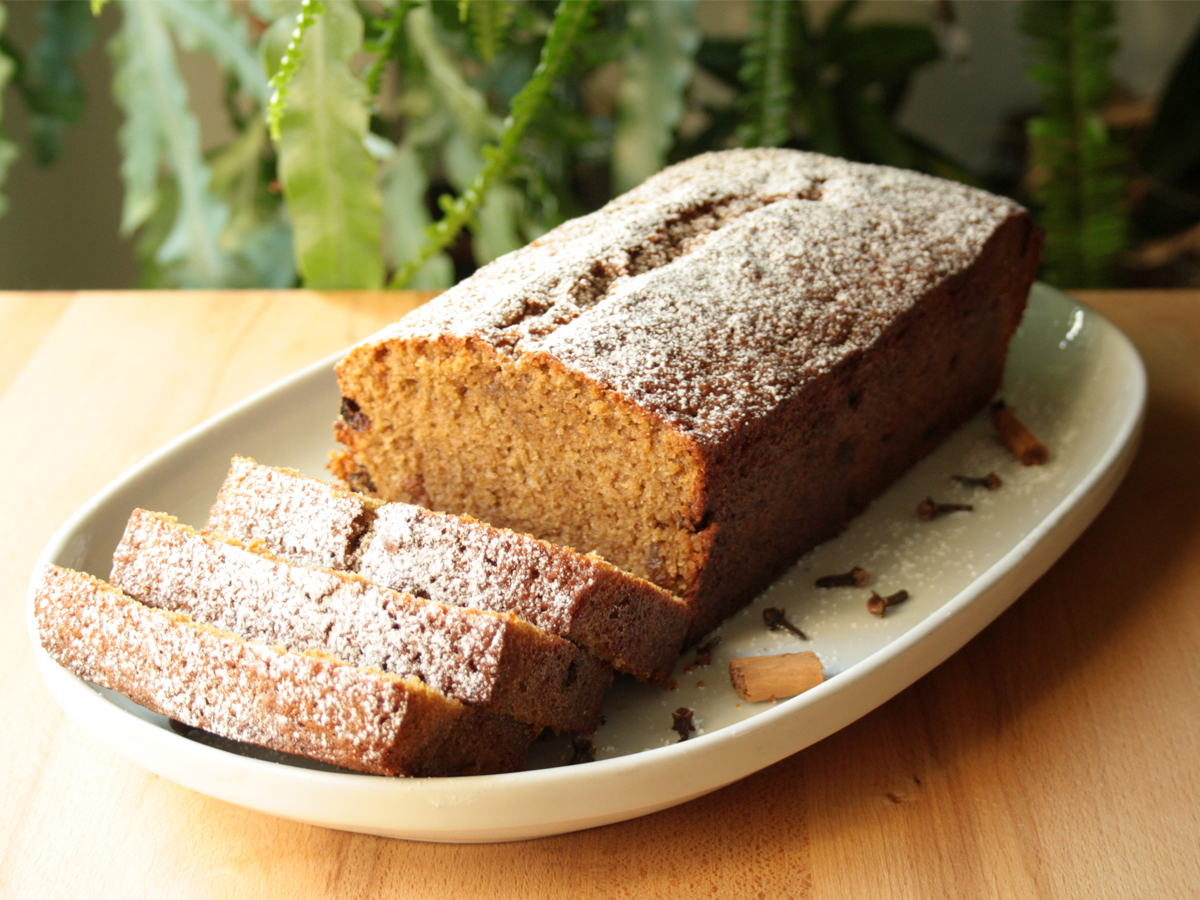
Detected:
[12,0,97,164]
[404,2,522,267]
[789,5,843,158]
[460,0,515,63]
[737,0,793,148]
[474,181,524,262]
[380,141,453,289]
[208,116,296,287]
[1020,0,1127,287]
[158,0,269,104]
[271,0,384,288]
[829,24,938,79]
[0,5,16,218]
[613,0,699,193]
[838,87,916,169]
[266,0,322,142]
[694,37,742,90]
[364,0,417,98]
[407,3,500,142]
[391,0,596,287]
[110,0,235,286]
[441,127,523,264]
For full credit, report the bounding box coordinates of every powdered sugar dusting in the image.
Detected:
[363,149,1022,444]
[207,456,371,570]
[360,504,590,634]
[209,458,691,680]
[33,564,450,775]
[111,510,509,706]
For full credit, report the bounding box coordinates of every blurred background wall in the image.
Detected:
[1,0,1198,290]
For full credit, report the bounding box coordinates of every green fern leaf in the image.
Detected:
[407,4,499,143]
[613,0,699,193]
[0,5,16,219]
[391,0,595,287]
[460,0,516,63]
[270,0,384,288]
[442,129,523,263]
[737,0,793,148]
[15,0,96,164]
[158,0,269,104]
[474,181,524,263]
[208,116,296,287]
[380,142,453,289]
[1021,0,1127,287]
[267,0,323,142]
[407,2,525,266]
[364,0,417,99]
[110,0,235,286]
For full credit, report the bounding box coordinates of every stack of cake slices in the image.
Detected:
[33,456,691,777]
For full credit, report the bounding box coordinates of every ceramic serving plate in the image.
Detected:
[27,283,1145,842]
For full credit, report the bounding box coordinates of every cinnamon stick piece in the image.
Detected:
[991,401,1049,466]
[729,651,824,703]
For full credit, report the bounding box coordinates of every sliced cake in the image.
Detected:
[110,509,612,733]
[207,455,690,683]
[33,565,535,776]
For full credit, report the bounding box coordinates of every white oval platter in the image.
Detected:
[27,283,1145,842]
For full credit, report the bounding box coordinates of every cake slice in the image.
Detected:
[206,455,691,683]
[331,148,1042,641]
[109,509,612,733]
[33,565,535,776]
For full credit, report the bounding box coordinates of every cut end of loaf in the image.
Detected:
[334,335,711,601]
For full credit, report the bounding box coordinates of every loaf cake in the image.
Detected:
[207,455,690,682]
[110,509,611,733]
[332,148,1042,641]
[33,565,535,776]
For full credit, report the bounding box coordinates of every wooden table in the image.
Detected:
[2,290,1198,898]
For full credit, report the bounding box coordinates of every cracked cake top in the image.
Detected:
[353,148,1025,445]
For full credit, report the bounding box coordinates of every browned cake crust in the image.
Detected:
[332,149,1042,641]
[110,510,612,733]
[33,565,534,776]
[207,455,691,682]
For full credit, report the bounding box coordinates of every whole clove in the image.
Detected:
[917,496,973,520]
[672,707,696,742]
[951,472,1002,490]
[815,566,870,588]
[763,607,808,640]
[684,637,721,672]
[569,736,596,764]
[867,589,910,617]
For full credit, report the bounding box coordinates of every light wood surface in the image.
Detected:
[2,289,1198,899]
